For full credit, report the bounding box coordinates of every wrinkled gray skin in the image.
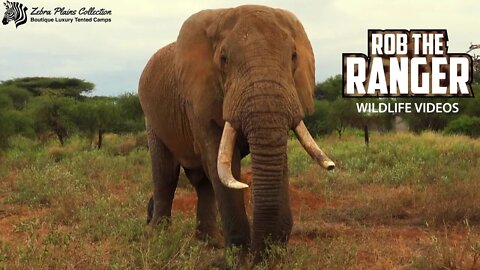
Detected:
[138,5,318,261]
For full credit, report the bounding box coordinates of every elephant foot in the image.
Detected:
[146,196,172,227]
[195,228,224,248]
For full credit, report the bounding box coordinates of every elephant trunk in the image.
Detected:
[243,112,290,253]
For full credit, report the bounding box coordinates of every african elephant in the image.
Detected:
[138,5,334,260]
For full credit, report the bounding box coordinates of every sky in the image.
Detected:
[0,0,479,96]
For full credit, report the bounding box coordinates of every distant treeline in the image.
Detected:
[0,77,144,150]
[0,76,479,151]
[305,75,480,138]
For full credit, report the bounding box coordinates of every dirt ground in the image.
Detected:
[171,169,480,269]
[1,167,479,269]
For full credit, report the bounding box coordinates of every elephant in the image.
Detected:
[138,4,335,261]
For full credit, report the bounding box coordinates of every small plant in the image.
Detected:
[46,146,67,162]
[135,131,149,149]
[225,245,243,269]
[0,241,10,263]
[287,140,312,175]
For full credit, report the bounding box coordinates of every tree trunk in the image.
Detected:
[57,132,64,146]
[364,124,369,146]
[97,128,103,150]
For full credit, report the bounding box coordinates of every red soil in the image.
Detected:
[2,167,477,269]
[171,168,327,217]
[172,190,198,212]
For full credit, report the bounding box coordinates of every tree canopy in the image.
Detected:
[0,74,479,151]
[1,77,94,98]
[0,77,144,150]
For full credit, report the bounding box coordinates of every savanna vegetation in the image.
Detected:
[306,75,480,138]
[1,76,479,154]
[1,131,480,269]
[0,77,144,151]
[1,75,480,269]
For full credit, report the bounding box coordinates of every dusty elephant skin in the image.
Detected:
[138,5,334,263]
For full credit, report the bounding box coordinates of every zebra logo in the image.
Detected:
[2,1,28,28]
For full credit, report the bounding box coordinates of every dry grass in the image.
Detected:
[1,131,480,269]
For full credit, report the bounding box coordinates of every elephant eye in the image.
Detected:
[220,54,228,65]
[291,51,297,61]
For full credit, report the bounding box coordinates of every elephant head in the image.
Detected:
[175,5,334,254]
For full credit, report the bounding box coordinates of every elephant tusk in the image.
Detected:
[294,121,335,170]
[217,121,249,189]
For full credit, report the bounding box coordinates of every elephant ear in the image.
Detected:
[174,9,229,122]
[276,9,316,115]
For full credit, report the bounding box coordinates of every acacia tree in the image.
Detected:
[310,75,395,138]
[28,96,74,145]
[0,77,96,146]
[1,77,94,98]
[110,93,145,133]
[467,43,480,84]
[0,94,15,151]
[65,98,119,148]
[328,98,362,138]
[314,75,342,101]
[304,100,331,136]
[0,89,35,150]
[0,85,32,109]
[64,94,145,149]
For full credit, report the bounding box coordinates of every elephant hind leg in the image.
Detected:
[147,126,180,226]
[185,168,223,248]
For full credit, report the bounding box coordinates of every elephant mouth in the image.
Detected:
[217,120,335,189]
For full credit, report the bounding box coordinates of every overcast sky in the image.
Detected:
[0,0,478,96]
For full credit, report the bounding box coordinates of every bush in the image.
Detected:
[112,138,136,156]
[444,115,480,138]
[7,164,83,207]
[135,131,148,149]
[304,100,331,136]
[47,146,68,162]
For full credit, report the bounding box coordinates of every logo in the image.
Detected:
[2,1,27,28]
[1,2,112,27]
[343,29,474,97]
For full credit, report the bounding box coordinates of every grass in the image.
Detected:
[1,131,480,269]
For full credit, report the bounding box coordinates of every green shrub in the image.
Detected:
[114,138,136,156]
[135,131,148,149]
[287,140,312,176]
[8,136,38,152]
[6,164,84,207]
[304,100,331,136]
[46,146,68,162]
[444,115,480,138]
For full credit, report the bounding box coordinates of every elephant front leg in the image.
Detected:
[185,168,223,248]
[147,126,180,226]
[201,129,250,250]
[212,152,250,249]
